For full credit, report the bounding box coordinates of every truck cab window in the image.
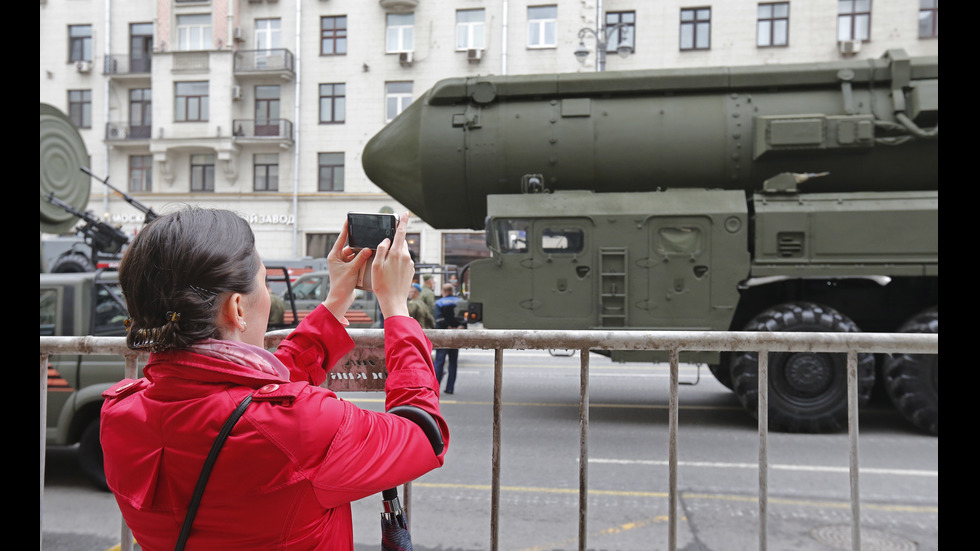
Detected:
[494,219,530,253]
[541,228,584,254]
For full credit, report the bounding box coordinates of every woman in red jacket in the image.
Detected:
[100,207,448,550]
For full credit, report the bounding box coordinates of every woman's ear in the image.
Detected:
[217,291,246,339]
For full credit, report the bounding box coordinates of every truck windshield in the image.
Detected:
[494,219,530,253]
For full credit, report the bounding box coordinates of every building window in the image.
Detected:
[527,5,557,48]
[680,7,711,50]
[605,11,635,53]
[318,153,345,192]
[386,13,414,53]
[254,153,279,192]
[130,23,154,73]
[68,90,92,129]
[838,0,870,42]
[255,85,280,136]
[129,88,152,138]
[442,233,491,271]
[177,14,212,51]
[757,3,789,47]
[320,16,347,55]
[385,82,413,122]
[69,25,93,62]
[456,9,486,50]
[918,0,938,38]
[175,81,208,122]
[129,155,152,192]
[190,154,215,192]
[319,83,346,124]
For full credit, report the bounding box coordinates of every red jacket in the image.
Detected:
[101,306,448,550]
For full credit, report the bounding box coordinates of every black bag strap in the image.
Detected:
[175,393,254,551]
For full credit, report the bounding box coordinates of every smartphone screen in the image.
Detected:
[348,212,397,250]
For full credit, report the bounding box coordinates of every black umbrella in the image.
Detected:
[381,406,445,551]
[381,487,413,551]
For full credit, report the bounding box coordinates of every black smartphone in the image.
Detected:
[347,212,397,250]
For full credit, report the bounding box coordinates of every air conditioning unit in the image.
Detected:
[232,85,243,100]
[399,51,414,67]
[108,126,122,139]
[233,27,245,42]
[75,60,92,73]
[467,48,484,63]
[839,40,861,55]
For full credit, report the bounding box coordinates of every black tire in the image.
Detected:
[50,252,95,273]
[883,307,938,436]
[708,353,733,390]
[730,302,875,433]
[78,420,109,491]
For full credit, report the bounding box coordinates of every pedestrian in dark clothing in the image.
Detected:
[434,283,465,394]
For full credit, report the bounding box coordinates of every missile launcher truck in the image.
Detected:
[362,49,938,435]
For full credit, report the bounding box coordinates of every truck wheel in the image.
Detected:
[50,252,95,273]
[708,353,733,390]
[883,308,938,436]
[729,302,875,433]
[78,420,109,491]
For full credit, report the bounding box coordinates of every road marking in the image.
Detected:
[410,482,938,513]
[346,397,743,411]
[519,515,674,551]
[588,458,938,477]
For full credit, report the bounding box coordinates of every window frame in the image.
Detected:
[175,81,209,122]
[680,7,712,51]
[837,0,871,42]
[456,9,486,51]
[190,154,215,192]
[527,5,558,48]
[253,153,279,192]
[128,155,153,192]
[319,83,346,124]
[176,13,212,51]
[757,2,790,47]
[318,152,345,192]
[918,0,937,39]
[385,81,413,123]
[320,15,348,55]
[69,25,93,62]
[386,13,415,53]
[68,89,92,129]
[605,11,635,53]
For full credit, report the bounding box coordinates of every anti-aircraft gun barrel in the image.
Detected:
[81,166,159,224]
[363,49,938,230]
[44,192,129,255]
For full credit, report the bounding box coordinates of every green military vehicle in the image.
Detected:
[362,50,938,435]
[42,270,131,489]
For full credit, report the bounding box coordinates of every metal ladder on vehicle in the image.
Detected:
[599,247,628,327]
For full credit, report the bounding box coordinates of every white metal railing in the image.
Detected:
[40,329,938,551]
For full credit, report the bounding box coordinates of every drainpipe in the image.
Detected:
[292,0,301,257]
[501,0,508,75]
[102,0,111,216]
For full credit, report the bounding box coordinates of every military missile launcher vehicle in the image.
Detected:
[363,50,938,435]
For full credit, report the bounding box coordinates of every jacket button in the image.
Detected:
[259,384,280,393]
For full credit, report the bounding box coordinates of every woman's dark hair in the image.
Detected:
[119,207,260,351]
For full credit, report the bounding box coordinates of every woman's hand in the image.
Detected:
[371,212,413,319]
[323,218,372,325]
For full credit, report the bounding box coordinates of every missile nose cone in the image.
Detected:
[362,101,428,223]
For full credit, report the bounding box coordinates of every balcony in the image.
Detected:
[233,49,295,80]
[105,122,152,143]
[103,54,152,81]
[232,119,294,146]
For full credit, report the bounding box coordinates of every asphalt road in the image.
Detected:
[42,349,938,551]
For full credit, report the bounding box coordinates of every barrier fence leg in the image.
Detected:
[759,349,769,551]
[578,348,590,551]
[668,349,679,551]
[490,348,504,551]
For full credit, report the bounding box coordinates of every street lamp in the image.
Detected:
[574,22,633,72]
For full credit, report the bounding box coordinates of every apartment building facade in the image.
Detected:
[39,0,938,266]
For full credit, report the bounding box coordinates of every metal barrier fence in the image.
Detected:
[40,329,938,551]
